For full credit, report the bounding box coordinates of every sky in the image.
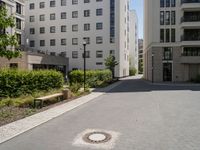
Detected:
[130,0,144,39]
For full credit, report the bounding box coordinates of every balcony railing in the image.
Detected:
[181,16,200,22]
[181,35,200,41]
[181,0,200,4]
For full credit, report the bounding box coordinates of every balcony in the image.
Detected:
[181,47,200,63]
[181,12,200,27]
[181,0,200,10]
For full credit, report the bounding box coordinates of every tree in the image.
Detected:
[0,5,21,60]
[105,55,118,78]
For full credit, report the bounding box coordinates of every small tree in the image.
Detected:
[105,55,118,78]
[0,5,21,60]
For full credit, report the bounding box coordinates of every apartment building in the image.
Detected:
[25,0,131,77]
[129,10,139,71]
[0,0,25,46]
[138,39,143,74]
[144,0,200,82]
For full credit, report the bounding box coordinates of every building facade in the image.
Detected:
[25,0,131,77]
[0,0,25,46]
[129,10,139,71]
[138,39,143,74]
[144,0,200,82]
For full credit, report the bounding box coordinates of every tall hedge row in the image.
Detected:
[0,69,64,97]
[69,70,112,87]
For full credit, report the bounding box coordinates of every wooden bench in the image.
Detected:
[34,93,63,108]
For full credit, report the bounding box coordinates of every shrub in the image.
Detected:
[0,69,64,98]
[129,67,137,76]
[69,70,112,87]
[69,83,82,93]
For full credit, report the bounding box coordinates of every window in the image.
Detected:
[40,27,45,34]
[163,47,172,60]
[160,11,164,25]
[40,40,45,46]
[61,0,67,6]
[16,3,22,14]
[171,28,175,42]
[110,50,115,56]
[50,39,56,46]
[96,9,103,16]
[96,23,103,30]
[96,51,103,58]
[72,0,78,5]
[165,11,170,25]
[83,37,90,44]
[61,39,67,45]
[166,0,170,7]
[160,29,164,43]
[40,15,45,21]
[84,10,90,17]
[96,0,102,2]
[16,18,21,29]
[171,11,176,25]
[50,13,56,20]
[83,51,90,58]
[84,24,90,31]
[96,36,103,44]
[166,29,170,43]
[72,51,78,58]
[10,63,18,69]
[96,62,103,65]
[40,2,45,8]
[61,12,67,19]
[84,0,90,3]
[72,25,78,32]
[30,40,35,47]
[160,0,164,7]
[30,3,34,10]
[72,11,78,18]
[72,38,78,45]
[160,29,165,43]
[61,25,67,32]
[171,0,176,7]
[50,26,56,33]
[29,16,34,22]
[30,28,35,34]
[50,0,56,7]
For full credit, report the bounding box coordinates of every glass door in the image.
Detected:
[163,63,172,82]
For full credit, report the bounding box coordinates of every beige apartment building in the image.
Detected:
[144,0,200,82]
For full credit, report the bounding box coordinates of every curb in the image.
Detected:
[0,81,122,144]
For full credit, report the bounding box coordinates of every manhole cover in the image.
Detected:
[83,132,112,144]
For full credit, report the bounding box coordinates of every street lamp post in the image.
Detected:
[83,41,86,91]
[152,53,154,83]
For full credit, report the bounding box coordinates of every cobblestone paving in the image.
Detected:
[0,78,200,150]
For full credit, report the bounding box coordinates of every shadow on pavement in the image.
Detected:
[97,78,200,93]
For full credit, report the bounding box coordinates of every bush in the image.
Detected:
[69,70,112,88]
[0,69,64,98]
[69,83,82,93]
[129,67,137,76]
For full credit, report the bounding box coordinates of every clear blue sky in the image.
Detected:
[130,0,144,39]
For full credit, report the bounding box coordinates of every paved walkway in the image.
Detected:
[1,77,200,150]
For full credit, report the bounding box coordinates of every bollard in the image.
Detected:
[62,89,70,100]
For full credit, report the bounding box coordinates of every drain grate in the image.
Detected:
[83,132,112,144]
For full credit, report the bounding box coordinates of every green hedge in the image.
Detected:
[129,67,137,76]
[69,70,112,87]
[0,69,64,97]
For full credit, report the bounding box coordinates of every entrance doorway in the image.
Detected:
[163,63,172,82]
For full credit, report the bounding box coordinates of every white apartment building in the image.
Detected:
[0,0,25,46]
[144,0,200,82]
[25,0,131,77]
[129,10,138,71]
